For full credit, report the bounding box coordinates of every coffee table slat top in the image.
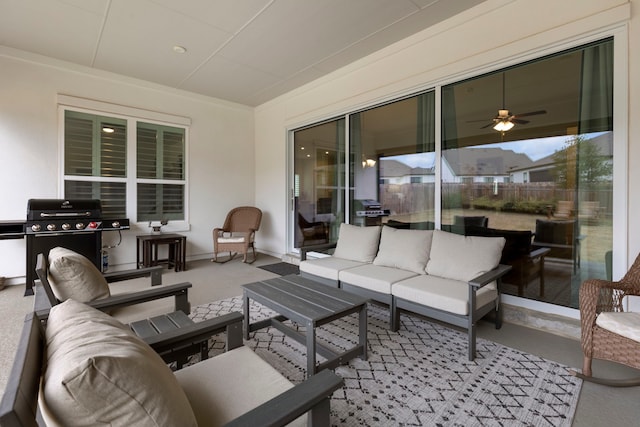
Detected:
[243,275,368,323]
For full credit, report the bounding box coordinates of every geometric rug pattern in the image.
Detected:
[191,296,582,426]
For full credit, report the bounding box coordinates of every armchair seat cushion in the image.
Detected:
[42,299,197,427]
[339,264,419,294]
[175,346,303,426]
[299,257,366,281]
[392,275,498,316]
[47,246,110,302]
[217,232,251,244]
[596,312,640,343]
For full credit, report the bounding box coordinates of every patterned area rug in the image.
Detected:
[191,297,582,426]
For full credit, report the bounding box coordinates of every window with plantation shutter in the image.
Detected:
[62,107,188,225]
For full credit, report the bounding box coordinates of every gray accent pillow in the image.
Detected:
[332,223,381,263]
[47,247,110,302]
[373,226,433,274]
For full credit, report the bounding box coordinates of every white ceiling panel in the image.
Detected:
[0,0,487,106]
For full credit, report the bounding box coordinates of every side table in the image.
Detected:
[137,233,187,272]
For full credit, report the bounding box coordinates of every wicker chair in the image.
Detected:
[574,253,640,386]
[212,206,262,264]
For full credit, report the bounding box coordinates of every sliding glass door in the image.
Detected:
[290,37,614,309]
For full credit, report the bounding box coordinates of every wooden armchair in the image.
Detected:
[212,206,262,264]
[573,253,640,386]
[0,301,344,426]
[36,249,190,317]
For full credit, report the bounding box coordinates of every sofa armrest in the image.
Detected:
[104,265,163,286]
[300,242,337,261]
[469,264,512,289]
[224,369,344,427]
[145,311,244,355]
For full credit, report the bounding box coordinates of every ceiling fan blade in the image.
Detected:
[511,118,530,125]
[513,109,547,118]
[480,122,495,129]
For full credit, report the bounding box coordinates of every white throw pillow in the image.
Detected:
[373,226,433,274]
[47,247,110,302]
[332,223,381,263]
[42,299,197,427]
[426,230,505,281]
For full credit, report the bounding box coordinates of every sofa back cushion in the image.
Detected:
[332,223,381,263]
[426,230,505,281]
[42,299,197,427]
[47,246,110,302]
[373,226,433,274]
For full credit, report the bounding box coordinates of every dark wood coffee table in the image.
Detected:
[243,275,368,377]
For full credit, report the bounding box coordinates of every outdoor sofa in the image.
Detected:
[300,223,511,361]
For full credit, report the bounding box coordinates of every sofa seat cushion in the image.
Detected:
[332,223,381,263]
[392,275,498,316]
[299,257,366,281]
[175,346,303,426]
[42,299,197,427]
[373,226,433,274]
[47,246,110,302]
[426,230,505,282]
[596,312,640,343]
[339,264,419,294]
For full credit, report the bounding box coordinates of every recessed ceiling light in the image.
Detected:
[173,45,187,54]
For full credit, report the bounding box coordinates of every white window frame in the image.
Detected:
[57,95,191,232]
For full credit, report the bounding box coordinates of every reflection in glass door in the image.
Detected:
[441,38,613,309]
[292,119,345,249]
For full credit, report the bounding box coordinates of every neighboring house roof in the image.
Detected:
[509,132,613,173]
[442,147,534,176]
[379,159,434,178]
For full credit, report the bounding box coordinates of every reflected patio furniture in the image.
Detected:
[572,253,640,386]
[453,215,488,228]
[464,226,550,298]
[532,219,583,272]
[579,201,601,223]
[298,213,329,246]
[212,206,262,264]
[554,200,574,219]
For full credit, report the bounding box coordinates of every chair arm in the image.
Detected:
[300,242,337,261]
[89,282,192,314]
[145,312,244,356]
[469,264,512,289]
[104,265,163,286]
[528,247,551,260]
[224,369,344,427]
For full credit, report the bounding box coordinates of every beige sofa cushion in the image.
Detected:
[175,345,303,426]
[300,256,365,281]
[339,264,418,294]
[373,226,433,274]
[392,275,498,315]
[47,246,110,302]
[42,299,197,427]
[332,223,381,263]
[426,230,505,281]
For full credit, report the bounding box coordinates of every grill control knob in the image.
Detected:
[47,224,56,231]
[88,221,98,229]
[76,223,84,230]
[31,224,41,232]
[62,223,71,231]
[111,221,120,229]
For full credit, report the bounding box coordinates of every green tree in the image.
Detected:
[551,135,612,189]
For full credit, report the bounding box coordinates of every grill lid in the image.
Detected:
[26,199,102,220]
